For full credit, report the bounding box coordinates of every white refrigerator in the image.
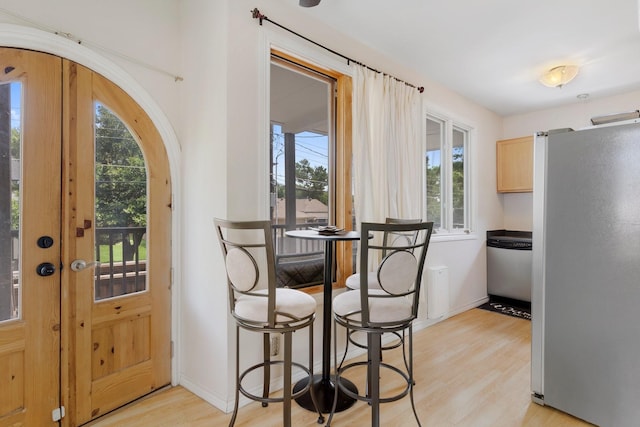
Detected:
[531,120,640,426]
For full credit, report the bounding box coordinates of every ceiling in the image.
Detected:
[288,0,640,117]
[271,61,330,134]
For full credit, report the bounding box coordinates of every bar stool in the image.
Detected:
[344,218,421,356]
[214,219,323,427]
[327,221,433,427]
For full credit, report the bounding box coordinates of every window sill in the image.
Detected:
[430,232,478,243]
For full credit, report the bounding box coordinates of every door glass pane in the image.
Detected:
[270,59,334,289]
[94,103,147,300]
[425,117,442,230]
[0,83,20,321]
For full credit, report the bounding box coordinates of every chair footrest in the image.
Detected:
[347,329,404,351]
[336,360,412,404]
[238,360,313,404]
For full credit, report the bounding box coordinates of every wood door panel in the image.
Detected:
[65,62,172,425]
[0,48,61,427]
[92,315,151,379]
[91,360,155,417]
[0,350,24,415]
[0,322,25,353]
[92,292,152,323]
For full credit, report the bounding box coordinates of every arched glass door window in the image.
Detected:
[0,82,21,322]
[94,103,148,300]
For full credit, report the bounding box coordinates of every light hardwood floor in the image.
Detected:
[87,309,593,426]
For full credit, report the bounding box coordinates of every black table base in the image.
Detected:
[284,230,363,418]
[294,374,358,414]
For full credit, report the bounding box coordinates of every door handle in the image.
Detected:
[70,259,99,272]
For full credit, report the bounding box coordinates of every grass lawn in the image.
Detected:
[97,241,147,263]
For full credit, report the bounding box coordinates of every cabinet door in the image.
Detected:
[496,136,533,193]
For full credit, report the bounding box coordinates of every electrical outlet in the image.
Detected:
[271,336,280,356]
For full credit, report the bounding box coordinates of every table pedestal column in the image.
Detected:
[293,239,357,413]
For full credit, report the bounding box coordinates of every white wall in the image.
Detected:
[176,0,506,410]
[177,0,232,409]
[0,0,182,124]
[503,89,640,138]
[199,0,505,409]
[0,0,506,413]
[502,89,640,229]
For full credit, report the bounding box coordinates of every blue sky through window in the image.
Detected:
[272,124,328,185]
[9,82,21,130]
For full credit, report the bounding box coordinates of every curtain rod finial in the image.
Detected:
[251,8,266,25]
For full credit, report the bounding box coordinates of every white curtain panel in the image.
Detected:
[352,64,423,228]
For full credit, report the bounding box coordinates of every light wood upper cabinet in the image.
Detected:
[496,136,533,193]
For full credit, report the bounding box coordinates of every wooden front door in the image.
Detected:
[0,48,62,427]
[0,48,171,427]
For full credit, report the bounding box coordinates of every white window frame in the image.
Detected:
[425,111,473,236]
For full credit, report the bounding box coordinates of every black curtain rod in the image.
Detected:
[251,8,424,93]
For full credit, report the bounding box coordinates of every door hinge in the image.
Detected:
[171,340,174,358]
[52,406,66,422]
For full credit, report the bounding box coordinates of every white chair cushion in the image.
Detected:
[333,289,412,324]
[226,247,258,292]
[345,250,417,294]
[378,250,417,294]
[345,272,380,290]
[235,288,316,323]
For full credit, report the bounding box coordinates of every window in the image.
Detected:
[94,103,148,300]
[425,113,471,234]
[269,51,354,290]
[0,82,21,322]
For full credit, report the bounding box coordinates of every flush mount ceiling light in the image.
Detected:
[539,65,579,88]
[299,0,321,6]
